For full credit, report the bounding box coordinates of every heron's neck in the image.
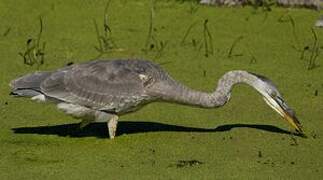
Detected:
[157,70,259,108]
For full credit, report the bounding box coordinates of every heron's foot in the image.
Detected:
[107,115,118,139]
[79,119,93,129]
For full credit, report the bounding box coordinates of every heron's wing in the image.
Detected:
[40,60,149,109]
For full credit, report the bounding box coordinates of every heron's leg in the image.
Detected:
[79,118,94,129]
[93,111,118,139]
[107,115,118,139]
[57,103,95,129]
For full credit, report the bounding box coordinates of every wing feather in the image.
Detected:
[41,60,147,110]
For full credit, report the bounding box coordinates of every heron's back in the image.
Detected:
[10,59,172,113]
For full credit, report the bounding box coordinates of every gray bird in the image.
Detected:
[10,59,304,138]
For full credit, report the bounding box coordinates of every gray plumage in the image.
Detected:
[10,59,303,138]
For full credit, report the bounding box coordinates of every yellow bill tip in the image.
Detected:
[284,114,306,136]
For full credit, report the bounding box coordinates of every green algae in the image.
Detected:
[0,0,323,179]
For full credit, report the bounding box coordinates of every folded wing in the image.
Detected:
[41,60,146,110]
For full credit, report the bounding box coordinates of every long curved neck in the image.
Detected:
[154,70,260,108]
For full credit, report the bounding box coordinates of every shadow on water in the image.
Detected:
[12,121,303,138]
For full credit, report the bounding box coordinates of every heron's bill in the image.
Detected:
[263,95,304,135]
[282,110,303,134]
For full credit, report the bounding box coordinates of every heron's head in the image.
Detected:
[251,73,304,135]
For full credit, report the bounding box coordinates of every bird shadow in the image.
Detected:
[11,121,304,139]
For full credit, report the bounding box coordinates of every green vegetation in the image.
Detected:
[143,0,169,58]
[93,0,118,58]
[18,17,46,69]
[0,0,322,179]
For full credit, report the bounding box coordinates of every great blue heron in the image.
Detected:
[10,59,304,138]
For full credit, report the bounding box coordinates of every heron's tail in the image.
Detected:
[10,71,52,97]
